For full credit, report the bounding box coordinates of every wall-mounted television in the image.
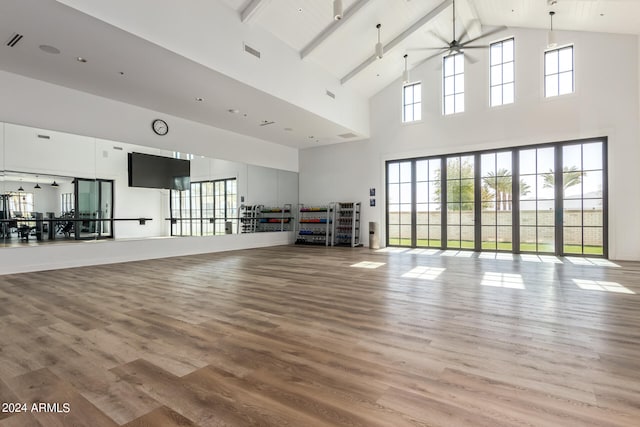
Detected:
[128,152,190,190]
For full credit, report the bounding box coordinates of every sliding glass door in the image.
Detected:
[385,138,608,257]
[74,178,114,239]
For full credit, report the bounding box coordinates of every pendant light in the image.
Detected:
[547,11,557,48]
[34,175,41,189]
[375,24,383,59]
[51,181,59,187]
[333,0,343,21]
[402,54,409,84]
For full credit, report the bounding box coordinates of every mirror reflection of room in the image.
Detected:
[0,172,114,246]
[0,121,299,248]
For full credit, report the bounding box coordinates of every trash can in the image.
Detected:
[369,221,380,249]
[225,221,233,234]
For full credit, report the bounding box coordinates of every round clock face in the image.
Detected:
[152,119,168,136]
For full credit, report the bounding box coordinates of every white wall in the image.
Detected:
[0,72,299,274]
[56,0,370,138]
[0,71,298,172]
[300,28,640,261]
[0,232,291,275]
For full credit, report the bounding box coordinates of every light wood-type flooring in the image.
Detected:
[1,245,639,426]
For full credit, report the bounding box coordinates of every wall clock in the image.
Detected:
[152,119,168,136]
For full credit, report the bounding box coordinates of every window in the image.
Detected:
[519,147,556,253]
[562,142,605,255]
[386,139,607,257]
[387,161,412,246]
[61,193,74,214]
[170,178,237,236]
[402,82,422,122]
[490,38,515,106]
[446,155,475,249]
[443,53,464,115]
[8,192,33,217]
[545,45,574,97]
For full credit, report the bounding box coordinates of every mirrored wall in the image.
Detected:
[0,121,298,247]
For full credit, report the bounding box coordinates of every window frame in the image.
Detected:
[385,137,608,258]
[489,37,515,107]
[402,81,422,123]
[544,44,574,98]
[443,53,465,115]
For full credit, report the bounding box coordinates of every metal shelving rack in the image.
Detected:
[295,203,334,245]
[332,202,362,247]
[241,204,293,233]
[257,204,292,232]
[240,204,260,233]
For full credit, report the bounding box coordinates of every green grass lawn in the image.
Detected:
[386,238,603,255]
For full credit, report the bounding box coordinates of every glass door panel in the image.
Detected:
[98,180,113,238]
[416,159,441,247]
[481,151,513,251]
[562,142,604,255]
[387,161,413,246]
[518,147,555,253]
[75,179,98,240]
[446,155,474,249]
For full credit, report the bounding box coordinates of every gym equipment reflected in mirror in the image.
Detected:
[0,121,298,247]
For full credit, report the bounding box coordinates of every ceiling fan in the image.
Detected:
[415,0,506,63]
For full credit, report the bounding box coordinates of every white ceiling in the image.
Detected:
[2,0,639,150]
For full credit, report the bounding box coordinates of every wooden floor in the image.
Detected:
[1,245,639,426]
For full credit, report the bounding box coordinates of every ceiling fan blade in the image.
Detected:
[428,30,450,47]
[423,48,449,62]
[464,26,507,45]
[458,26,469,43]
[407,47,452,51]
[460,45,488,49]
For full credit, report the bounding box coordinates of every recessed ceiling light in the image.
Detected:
[119,71,125,76]
[298,8,303,12]
[195,97,204,102]
[308,135,314,139]
[39,45,60,54]
[76,56,87,63]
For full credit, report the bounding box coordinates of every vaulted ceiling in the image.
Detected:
[1,0,638,150]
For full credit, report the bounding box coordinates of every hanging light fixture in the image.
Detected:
[547,11,557,48]
[34,176,41,189]
[333,0,343,21]
[375,24,383,59]
[51,181,59,187]
[402,54,409,84]
[18,185,24,192]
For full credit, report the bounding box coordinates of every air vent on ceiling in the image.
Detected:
[113,146,123,151]
[243,43,261,59]
[338,132,357,139]
[326,90,336,99]
[6,33,23,47]
[37,134,50,140]
[259,120,275,127]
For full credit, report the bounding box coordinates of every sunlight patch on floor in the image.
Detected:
[481,272,525,289]
[351,261,386,269]
[407,248,440,255]
[441,250,474,257]
[402,266,446,280]
[376,248,409,254]
[572,279,634,294]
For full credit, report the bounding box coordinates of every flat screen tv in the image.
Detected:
[128,152,190,190]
